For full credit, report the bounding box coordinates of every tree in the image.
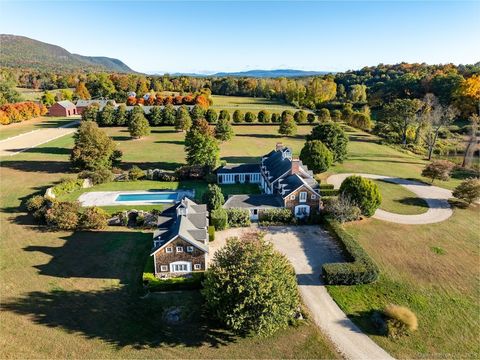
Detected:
[278,113,297,136]
[307,122,349,162]
[418,94,458,160]
[185,121,219,169]
[258,110,271,123]
[41,91,55,106]
[97,103,115,126]
[148,106,163,126]
[339,175,381,217]
[318,108,331,122]
[81,103,99,122]
[202,233,300,336]
[175,105,192,132]
[190,105,205,121]
[219,110,231,122]
[452,178,480,204]
[79,207,108,229]
[376,99,422,145]
[421,160,454,183]
[307,113,316,123]
[114,104,128,126]
[349,112,373,131]
[210,208,228,230]
[205,108,218,123]
[215,116,234,142]
[74,82,90,100]
[202,184,224,211]
[71,121,119,171]
[294,110,307,123]
[348,84,367,103]
[462,114,479,167]
[162,103,176,125]
[232,110,244,123]
[299,140,333,173]
[245,111,256,123]
[331,109,342,122]
[128,165,145,181]
[271,113,281,123]
[128,107,150,138]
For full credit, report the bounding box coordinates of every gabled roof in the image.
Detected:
[217,163,261,174]
[262,147,292,184]
[280,174,320,198]
[76,99,115,108]
[223,194,284,209]
[55,100,76,109]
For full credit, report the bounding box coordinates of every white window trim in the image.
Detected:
[290,195,295,200]
[176,246,184,253]
[299,191,307,203]
[170,261,191,273]
[160,265,168,272]
[311,194,317,200]
[165,247,173,253]
[194,264,201,270]
[186,246,194,253]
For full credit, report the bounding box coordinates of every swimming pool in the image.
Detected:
[115,192,178,203]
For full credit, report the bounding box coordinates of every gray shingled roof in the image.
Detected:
[217,163,261,174]
[55,100,76,109]
[223,194,284,209]
[262,148,292,184]
[279,174,320,198]
[76,100,116,109]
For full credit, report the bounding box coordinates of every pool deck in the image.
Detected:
[78,190,195,207]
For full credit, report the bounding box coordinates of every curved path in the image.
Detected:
[327,173,453,225]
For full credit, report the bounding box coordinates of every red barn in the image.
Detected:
[49,100,77,117]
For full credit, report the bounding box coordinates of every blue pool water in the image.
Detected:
[115,192,178,203]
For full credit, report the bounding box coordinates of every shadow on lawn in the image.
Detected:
[396,196,429,208]
[0,159,71,174]
[121,161,184,171]
[235,133,307,140]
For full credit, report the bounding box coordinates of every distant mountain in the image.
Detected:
[212,69,331,78]
[0,34,135,73]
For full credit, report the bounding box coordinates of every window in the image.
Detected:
[186,246,194,253]
[311,194,317,200]
[176,246,183,252]
[194,264,201,270]
[160,265,168,272]
[165,247,173,253]
[253,209,258,215]
[153,240,160,247]
[170,261,191,273]
[299,191,307,203]
[290,195,295,200]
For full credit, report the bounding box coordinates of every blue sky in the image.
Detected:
[0,1,479,74]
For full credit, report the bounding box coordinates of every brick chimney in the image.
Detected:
[291,159,301,175]
[275,142,284,152]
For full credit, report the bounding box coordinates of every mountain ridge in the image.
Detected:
[151,69,331,78]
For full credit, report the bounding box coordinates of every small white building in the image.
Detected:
[216,164,261,184]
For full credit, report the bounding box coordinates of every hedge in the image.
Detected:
[321,218,379,285]
[225,208,251,227]
[320,188,339,196]
[258,208,295,226]
[208,225,215,242]
[319,183,334,189]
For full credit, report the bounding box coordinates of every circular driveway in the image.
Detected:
[327,173,453,225]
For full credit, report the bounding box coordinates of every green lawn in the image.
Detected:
[373,179,428,215]
[15,87,74,102]
[211,95,302,115]
[0,116,78,140]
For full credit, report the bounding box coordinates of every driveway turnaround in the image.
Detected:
[327,173,453,225]
[214,226,394,360]
[0,121,78,157]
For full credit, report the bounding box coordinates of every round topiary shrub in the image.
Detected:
[299,140,333,173]
[339,175,381,217]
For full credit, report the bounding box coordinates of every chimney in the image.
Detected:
[291,159,301,175]
[275,142,284,152]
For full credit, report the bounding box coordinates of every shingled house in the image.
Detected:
[220,143,321,219]
[150,198,208,278]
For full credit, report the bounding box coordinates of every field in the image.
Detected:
[211,95,302,115]
[15,87,74,102]
[0,120,478,359]
[0,116,77,141]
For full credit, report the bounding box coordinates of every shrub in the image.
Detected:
[208,225,215,242]
[26,195,46,213]
[453,178,480,204]
[79,207,108,229]
[318,108,330,122]
[143,271,205,291]
[202,233,300,336]
[421,160,454,183]
[128,165,145,181]
[52,178,84,197]
[278,114,297,136]
[202,184,224,211]
[307,113,316,123]
[299,140,333,173]
[319,188,339,196]
[78,169,113,185]
[226,208,251,227]
[245,111,256,123]
[339,175,381,217]
[383,304,418,338]
[45,201,80,230]
[307,122,349,162]
[349,112,373,131]
[259,208,295,225]
[128,107,151,138]
[210,208,228,230]
[232,110,244,123]
[258,110,271,123]
[323,195,361,223]
[321,218,379,285]
[175,165,207,180]
[294,110,307,123]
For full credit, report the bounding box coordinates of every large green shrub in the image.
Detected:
[208,225,215,242]
[299,140,333,173]
[78,168,113,185]
[210,208,228,230]
[79,207,109,230]
[202,234,300,336]
[258,208,295,225]
[339,175,381,217]
[226,208,251,227]
[128,165,145,181]
[307,122,349,162]
[143,270,204,291]
[321,218,379,285]
[202,184,224,211]
[45,201,80,230]
[453,178,480,204]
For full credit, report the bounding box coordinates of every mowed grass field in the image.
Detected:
[0,116,77,141]
[211,95,302,115]
[0,125,339,358]
[1,119,479,358]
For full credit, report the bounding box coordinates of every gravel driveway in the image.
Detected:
[213,226,394,360]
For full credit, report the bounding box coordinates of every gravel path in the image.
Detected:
[214,226,394,360]
[0,121,78,157]
[327,173,453,225]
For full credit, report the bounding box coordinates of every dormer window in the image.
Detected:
[282,148,292,160]
[177,206,187,216]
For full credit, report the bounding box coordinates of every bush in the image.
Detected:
[143,271,205,291]
[421,160,454,183]
[339,175,381,217]
[321,218,379,285]
[211,208,228,230]
[128,165,145,181]
[307,113,316,123]
[208,225,215,242]
[452,178,480,204]
[52,178,84,197]
[175,165,207,180]
[78,168,113,185]
[45,201,80,230]
[299,140,333,173]
[323,195,361,223]
[258,208,295,225]
[202,233,300,336]
[307,122,349,162]
[294,110,307,123]
[319,188,339,196]
[383,304,418,338]
[226,208,251,227]
[79,207,108,229]
[26,195,46,213]
[348,112,373,131]
[258,110,271,123]
[245,111,256,123]
[202,184,224,211]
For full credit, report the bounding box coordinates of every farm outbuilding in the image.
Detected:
[49,100,77,117]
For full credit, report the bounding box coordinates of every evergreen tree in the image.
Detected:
[190,105,205,121]
[215,117,234,141]
[278,113,297,136]
[245,111,256,123]
[148,106,163,126]
[202,184,224,211]
[81,103,99,122]
[175,105,192,132]
[307,122,348,162]
[114,104,128,126]
[128,107,150,139]
[162,103,176,125]
[219,110,231,122]
[97,103,115,126]
[205,108,218,123]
